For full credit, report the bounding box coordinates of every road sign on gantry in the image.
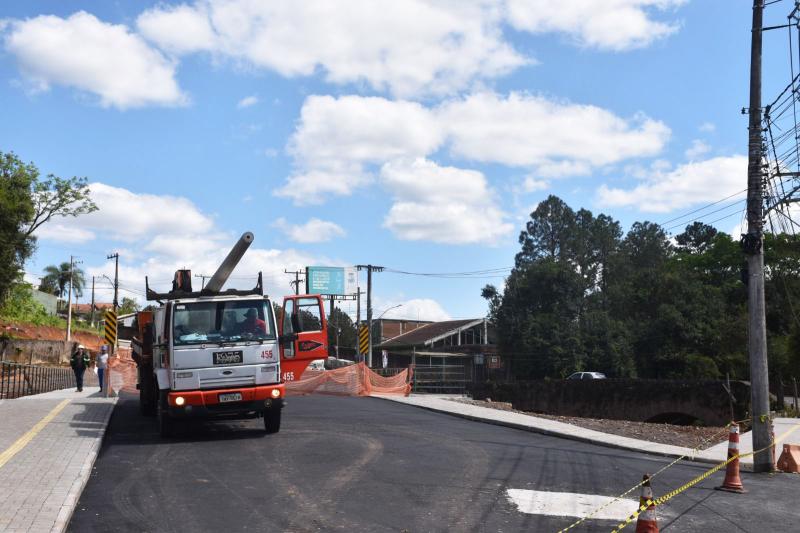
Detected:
[103,309,117,348]
[358,324,369,356]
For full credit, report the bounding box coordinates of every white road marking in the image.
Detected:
[506,489,641,521]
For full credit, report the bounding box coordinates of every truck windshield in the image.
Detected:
[172,300,274,346]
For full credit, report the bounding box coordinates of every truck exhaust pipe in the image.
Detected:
[203,232,254,294]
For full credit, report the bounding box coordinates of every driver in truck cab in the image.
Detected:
[238,307,266,334]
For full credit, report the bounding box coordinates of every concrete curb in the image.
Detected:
[371,395,739,469]
[54,396,118,533]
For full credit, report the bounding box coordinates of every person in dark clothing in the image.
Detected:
[70,344,90,392]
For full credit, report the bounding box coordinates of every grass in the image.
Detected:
[0,282,102,337]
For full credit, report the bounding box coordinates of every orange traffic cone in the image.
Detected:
[635,474,658,533]
[715,423,746,493]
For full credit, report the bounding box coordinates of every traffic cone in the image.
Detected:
[635,474,658,533]
[715,423,746,493]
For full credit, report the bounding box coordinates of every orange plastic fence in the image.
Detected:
[107,350,411,397]
[286,362,411,397]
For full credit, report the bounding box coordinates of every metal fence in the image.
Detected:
[411,365,469,394]
[0,361,76,399]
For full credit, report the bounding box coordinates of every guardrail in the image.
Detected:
[0,361,76,399]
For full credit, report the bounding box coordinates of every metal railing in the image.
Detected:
[412,365,469,394]
[0,361,76,399]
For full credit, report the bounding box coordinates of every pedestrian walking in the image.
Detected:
[70,344,90,392]
[97,345,109,391]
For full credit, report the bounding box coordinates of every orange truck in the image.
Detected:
[132,232,327,437]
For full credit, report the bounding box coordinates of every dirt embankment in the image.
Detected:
[1,320,105,352]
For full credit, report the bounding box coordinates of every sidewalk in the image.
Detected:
[375,394,800,469]
[0,387,117,533]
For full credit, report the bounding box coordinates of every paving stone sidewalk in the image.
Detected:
[0,387,117,533]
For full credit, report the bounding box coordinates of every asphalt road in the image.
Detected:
[69,393,798,532]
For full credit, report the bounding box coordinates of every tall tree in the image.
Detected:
[0,152,36,300]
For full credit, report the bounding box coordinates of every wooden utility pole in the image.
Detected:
[356,265,383,367]
[745,0,774,472]
[284,269,303,295]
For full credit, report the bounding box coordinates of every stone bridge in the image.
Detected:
[470,379,751,427]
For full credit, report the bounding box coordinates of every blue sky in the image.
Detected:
[0,1,792,322]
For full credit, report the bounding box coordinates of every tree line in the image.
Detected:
[482,195,800,382]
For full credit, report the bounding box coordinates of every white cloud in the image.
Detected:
[237,95,259,108]
[596,155,747,213]
[520,176,550,193]
[505,0,686,51]
[3,12,186,108]
[440,92,670,170]
[699,122,716,133]
[279,92,669,206]
[375,298,452,322]
[137,0,526,98]
[685,139,710,160]
[274,217,346,243]
[276,95,443,204]
[35,223,95,243]
[381,158,513,245]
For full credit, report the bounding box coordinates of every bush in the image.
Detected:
[0,283,62,327]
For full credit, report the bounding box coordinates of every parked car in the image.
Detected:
[566,371,606,380]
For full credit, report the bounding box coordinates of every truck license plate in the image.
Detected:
[219,392,242,403]
[213,350,243,365]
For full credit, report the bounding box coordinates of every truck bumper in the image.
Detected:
[166,384,285,419]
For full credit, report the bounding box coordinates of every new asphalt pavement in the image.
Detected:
[68,393,798,532]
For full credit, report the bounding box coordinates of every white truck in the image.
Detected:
[133,232,328,437]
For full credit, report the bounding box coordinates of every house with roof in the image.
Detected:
[378,318,498,390]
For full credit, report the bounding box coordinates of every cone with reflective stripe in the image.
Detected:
[635,474,658,533]
[715,423,746,493]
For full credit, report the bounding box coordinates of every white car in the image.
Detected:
[567,371,606,380]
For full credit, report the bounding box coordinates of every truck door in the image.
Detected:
[279,295,327,382]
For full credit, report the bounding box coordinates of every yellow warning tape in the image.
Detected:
[610,421,800,533]
[556,422,736,533]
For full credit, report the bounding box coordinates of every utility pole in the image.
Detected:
[745,0,773,472]
[65,255,80,342]
[356,265,384,367]
[107,253,119,313]
[90,276,96,327]
[284,269,304,295]
[194,273,211,290]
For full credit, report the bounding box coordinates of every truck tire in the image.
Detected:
[157,391,173,437]
[264,406,281,434]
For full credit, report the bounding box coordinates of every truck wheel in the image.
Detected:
[157,391,173,437]
[264,406,281,434]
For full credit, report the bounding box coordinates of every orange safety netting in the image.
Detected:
[106,350,411,397]
[286,362,411,397]
[107,347,139,394]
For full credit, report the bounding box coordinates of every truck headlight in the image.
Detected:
[271,389,281,398]
[175,396,185,406]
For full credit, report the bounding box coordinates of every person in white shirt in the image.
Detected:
[97,345,109,391]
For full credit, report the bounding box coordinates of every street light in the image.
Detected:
[369,305,403,365]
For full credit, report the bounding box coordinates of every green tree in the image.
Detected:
[40,262,86,299]
[119,297,140,315]
[328,306,357,357]
[0,152,36,300]
[0,151,97,303]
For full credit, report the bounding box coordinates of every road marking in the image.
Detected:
[506,489,640,521]
[0,399,70,469]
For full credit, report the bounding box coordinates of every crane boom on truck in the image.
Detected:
[131,232,328,437]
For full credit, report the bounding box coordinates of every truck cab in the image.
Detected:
[136,232,328,437]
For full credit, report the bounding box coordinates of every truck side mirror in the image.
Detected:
[279,333,298,345]
[291,313,301,333]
